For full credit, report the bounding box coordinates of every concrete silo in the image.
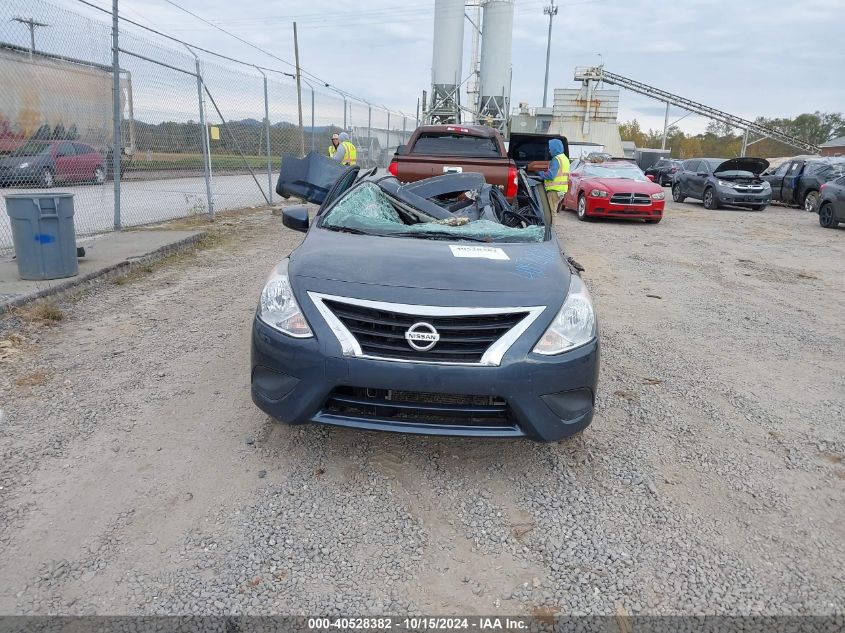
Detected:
[429,0,466,124]
[477,0,514,133]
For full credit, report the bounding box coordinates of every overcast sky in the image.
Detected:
[55,0,845,134]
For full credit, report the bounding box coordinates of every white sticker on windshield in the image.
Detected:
[449,245,510,261]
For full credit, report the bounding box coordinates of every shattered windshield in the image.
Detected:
[584,164,648,181]
[321,181,545,243]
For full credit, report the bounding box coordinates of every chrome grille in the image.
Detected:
[609,193,652,205]
[323,299,527,363]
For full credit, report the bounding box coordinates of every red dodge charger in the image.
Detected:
[562,160,665,223]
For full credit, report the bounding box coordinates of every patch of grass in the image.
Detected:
[15,300,63,324]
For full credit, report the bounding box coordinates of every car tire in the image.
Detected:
[577,194,589,221]
[818,202,839,228]
[702,187,719,210]
[92,166,106,185]
[803,190,819,212]
[672,183,685,203]
[41,169,54,189]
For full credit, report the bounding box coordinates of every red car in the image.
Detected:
[562,159,665,223]
[0,140,106,188]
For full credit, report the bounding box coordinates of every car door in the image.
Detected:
[834,176,845,221]
[781,161,804,205]
[563,160,583,210]
[676,160,693,193]
[73,143,96,180]
[764,162,790,201]
[53,142,77,182]
[685,160,704,198]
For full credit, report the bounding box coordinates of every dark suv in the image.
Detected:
[645,158,682,186]
[762,158,845,212]
[672,157,771,211]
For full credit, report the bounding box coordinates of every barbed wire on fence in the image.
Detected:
[0,0,418,252]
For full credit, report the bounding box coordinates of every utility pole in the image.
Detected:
[542,0,558,108]
[661,102,670,150]
[293,21,305,156]
[12,16,49,60]
[110,0,121,230]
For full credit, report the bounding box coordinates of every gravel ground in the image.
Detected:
[0,200,842,616]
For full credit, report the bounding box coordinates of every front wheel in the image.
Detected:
[92,166,106,185]
[702,187,719,210]
[819,203,839,228]
[804,191,819,212]
[41,169,54,188]
[577,194,589,221]
[672,184,685,203]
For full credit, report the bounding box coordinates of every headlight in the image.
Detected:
[533,275,596,355]
[17,162,29,169]
[761,181,771,189]
[258,260,312,338]
[717,180,735,188]
[589,189,608,198]
[651,192,665,200]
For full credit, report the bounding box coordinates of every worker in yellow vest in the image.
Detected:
[328,133,340,158]
[537,138,569,216]
[332,132,357,166]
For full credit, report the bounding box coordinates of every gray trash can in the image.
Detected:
[4,193,78,280]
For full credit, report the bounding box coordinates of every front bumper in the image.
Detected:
[585,197,664,220]
[715,187,770,207]
[251,317,599,442]
[0,168,38,186]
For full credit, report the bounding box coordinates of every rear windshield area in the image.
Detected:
[411,133,500,157]
[509,138,552,161]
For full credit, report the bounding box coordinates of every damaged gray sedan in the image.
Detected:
[250,153,600,442]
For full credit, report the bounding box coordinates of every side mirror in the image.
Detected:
[282,205,309,233]
[646,174,655,182]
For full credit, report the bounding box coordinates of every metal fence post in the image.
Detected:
[111,0,121,230]
[258,68,273,204]
[311,86,315,152]
[194,57,214,216]
[367,105,372,169]
[403,116,407,144]
[386,111,391,165]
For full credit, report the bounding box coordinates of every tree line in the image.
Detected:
[619,111,844,158]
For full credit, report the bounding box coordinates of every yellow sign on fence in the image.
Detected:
[210,126,220,140]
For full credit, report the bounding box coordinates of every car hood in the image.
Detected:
[584,177,661,193]
[713,157,769,175]
[290,227,571,300]
[0,154,41,167]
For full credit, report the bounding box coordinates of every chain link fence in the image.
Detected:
[0,0,417,252]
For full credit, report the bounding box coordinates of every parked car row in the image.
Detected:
[762,157,845,211]
[0,140,106,188]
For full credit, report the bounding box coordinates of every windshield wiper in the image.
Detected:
[323,226,370,235]
[390,231,492,242]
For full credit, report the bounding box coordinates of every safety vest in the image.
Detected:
[340,140,357,166]
[328,145,337,158]
[544,154,570,192]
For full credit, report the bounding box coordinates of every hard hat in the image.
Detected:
[331,133,340,140]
